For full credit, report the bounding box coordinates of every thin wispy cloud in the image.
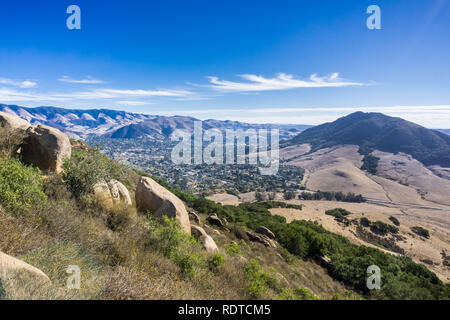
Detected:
[0,87,192,103]
[0,78,37,88]
[118,100,154,106]
[244,105,450,114]
[58,76,106,84]
[207,73,364,92]
[90,88,191,98]
[0,88,65,102]
[146,105,450,128]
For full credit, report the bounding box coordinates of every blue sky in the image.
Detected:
[0,0,449,127]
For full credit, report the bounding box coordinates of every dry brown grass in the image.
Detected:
[373,150,450,206]
[0,211,52,257]
[100,266,191,300]
[0,269,56,300]
[206,193,240,206]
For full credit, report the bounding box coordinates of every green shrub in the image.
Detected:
[299,191,365,203]
[208,253,224,270]
[283,191,296,200]
[325,208,351,223]
[411,226,430,239]
[0,157,47,215]
[325,208,351,217]
[360,217,399,235]
[225,243,242,255]
[332,293,342,300]
[147,216,188,257]
[389,216,400,226]
[244,259,277,298]
[370,221,399,235]
[360,217,371,227]
[62,149,122,199]
[146,217,207,279]
[258,201,302,210]
[279,287,316,300]
[175,253,205,279]
[361,154,379,174]
[359,147,380,175]
[277,247,295,264]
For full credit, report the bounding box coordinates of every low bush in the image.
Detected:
[411,226,430,239]
[359,217,399,235]
[244,259,280,298]
[62,149,122,200]
[0,157,47,215]
[325,208,352,224]
[370,221,399,235]
[279,287,316,300]
[361,154,379,174]
[208,253,224,270]
[389,216,400,226]
[225,243,242,255]
[299,191,365,203]
[258,201,302,210]
[146,217,207,280]
[360,217,371,227]
[359,147,379,175]
[283,191,296,200]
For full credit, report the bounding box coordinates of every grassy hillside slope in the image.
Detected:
[0,133,448,300]
[0,139,353,300]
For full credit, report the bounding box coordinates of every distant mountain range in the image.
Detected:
[0,104,310,140]
[0,104,152,139]
[3,104,449,167]
[106,117,311,140]
[287,111,450,167]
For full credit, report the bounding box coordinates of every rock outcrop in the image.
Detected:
[191,225,219,253]
[255,226,275,239]
[246,231,276,248]
[21,125,72,174]
[93,181,115,210]
[206,215,226,228]
[0,251,50,283]
[93,179,132,211]
[0,111,29,131]
[135,176,190,234]
[0,112,28,156]
[315,255,332,267]
[188,211,200,224]
[109,179,132,206]
[1,112,72,173]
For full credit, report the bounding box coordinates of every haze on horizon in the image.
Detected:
[0,0,449,128]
